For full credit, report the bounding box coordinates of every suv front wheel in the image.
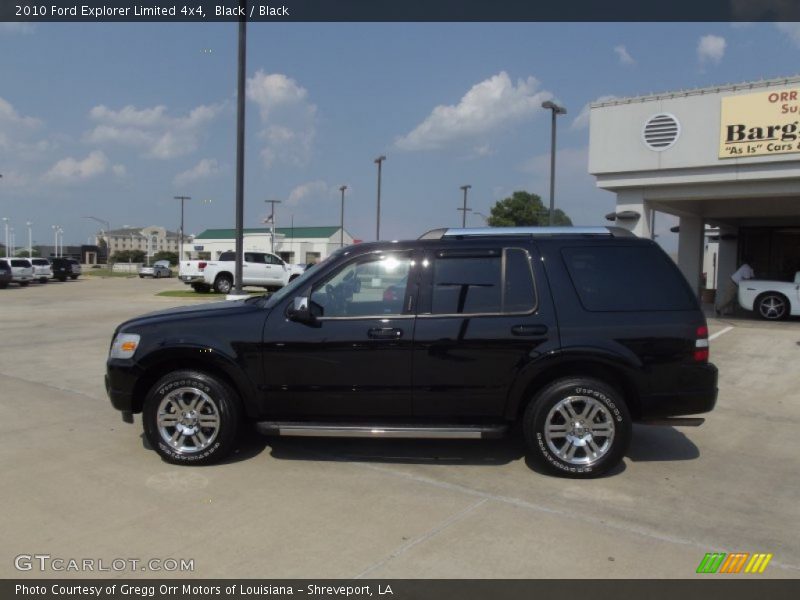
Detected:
[143,370,241,465]
[523,377,631,478]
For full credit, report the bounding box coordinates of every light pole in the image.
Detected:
[374,155,386,241]
[2,217,8,258]
[473,211,490,225]
[232,12,247,298]
[9,227,14,257]
[26,221,32,258]
[541,100,567,226]
[174,196,191,262]
[58,227,63,257]
[265,199,281,253]
[339,185,347,248]
[458,184,472,228]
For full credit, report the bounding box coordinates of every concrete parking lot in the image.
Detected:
[1,276,798,579]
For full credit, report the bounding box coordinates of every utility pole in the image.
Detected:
[265,199,281,253]
[374,155,386,241]
[232,7,247,297]
[173,196,191,262]
[458,185,472,228]
[26,221,32,258]
[339,185,347,248]
[541,100,567,226]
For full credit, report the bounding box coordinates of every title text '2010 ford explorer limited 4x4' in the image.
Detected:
[106,227,718,478]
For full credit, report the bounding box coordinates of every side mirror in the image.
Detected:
[288,296,315,324]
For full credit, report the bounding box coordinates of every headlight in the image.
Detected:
[110,333,141,359]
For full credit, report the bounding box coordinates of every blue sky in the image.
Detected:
[1,21,800,250]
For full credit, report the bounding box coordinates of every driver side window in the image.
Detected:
[310,253,412,318]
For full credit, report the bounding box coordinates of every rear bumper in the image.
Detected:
[638,363,718,418]
[179,275,205,283]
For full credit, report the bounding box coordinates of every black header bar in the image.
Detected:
[2,0,800,23]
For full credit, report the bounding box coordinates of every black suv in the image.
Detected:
[106,227,717,477]
[51,257,79,281]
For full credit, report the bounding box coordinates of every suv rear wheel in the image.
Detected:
[143,370,241,465]
[523,377,631,478]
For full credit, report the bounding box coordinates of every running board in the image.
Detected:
[639,417,705,427]
[255,422,508,439]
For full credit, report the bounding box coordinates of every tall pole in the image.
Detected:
[459,184,472,228]
[174,196,191,262]
[52,225,57,258]
[3,217,8,258]
[27,221,32,258]
[374,155,386,241]
[233,7,247,296]
[541,100,567,226]
[339,185,347,247]
[265,200,281,253]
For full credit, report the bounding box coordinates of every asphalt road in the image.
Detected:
[1,276,798,579]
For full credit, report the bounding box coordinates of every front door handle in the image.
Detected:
[511,324,548,336]
[368,327,403,340]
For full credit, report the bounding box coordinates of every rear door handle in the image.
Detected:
[511,324,548,336]
[368,327,403,340]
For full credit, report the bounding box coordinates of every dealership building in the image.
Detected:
[589,75,800,296]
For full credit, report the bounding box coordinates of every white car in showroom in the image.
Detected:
[738,272,800,320]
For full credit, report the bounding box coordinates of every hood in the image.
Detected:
[118,298,265,331]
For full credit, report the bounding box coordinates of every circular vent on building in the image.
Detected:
[642,113,680,151]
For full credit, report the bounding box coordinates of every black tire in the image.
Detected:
[755,292,789,321]
[0,283,8,289]
[139,275,145,279]
[192,283,211,293]
[20,281,30,287]
[57,276,66,282]
[40,278,48,284]
[70,275,78,280]
[143,370,242,465]
[523,377,631,478]
[289,274,300,282]
[214,274,233,294]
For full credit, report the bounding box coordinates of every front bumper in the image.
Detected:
[106,360,143,423]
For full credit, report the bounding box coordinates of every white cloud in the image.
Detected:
[112,164,126,177]
[776,23,800,46]
[697,35,727,65]
[85,103,219,159]
[287,181,331,206]
[571,95,617,131]
[395,71,551,151]
[0,97,42,130]
[44,151,109,183]
[614,45,636,66]
[173,158,220,186]
[246,71,317,168]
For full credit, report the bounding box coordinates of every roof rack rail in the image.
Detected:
[418,226,635,240]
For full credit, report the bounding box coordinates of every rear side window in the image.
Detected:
[32,259,49,266]
[561,245,696,312]
[431,248,536,315]
[11,259,30,267]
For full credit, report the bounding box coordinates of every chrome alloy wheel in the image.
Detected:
[544,396,615,466]
[157,387,221,454]
[758,295,786,320]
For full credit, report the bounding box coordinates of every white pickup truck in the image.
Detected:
[179,251,305,294]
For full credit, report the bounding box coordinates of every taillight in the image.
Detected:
[694,325,709,362]
[198,261,207,270]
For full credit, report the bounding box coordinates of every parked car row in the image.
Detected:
[0,257,81,288]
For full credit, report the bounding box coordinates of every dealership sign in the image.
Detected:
[719,89,800,158]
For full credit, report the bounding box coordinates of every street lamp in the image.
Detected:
[339,185,347,248]
[374,155,386,241]
[9,227,14,257]
[473,211,490,225]
[2,217,9,258]
[26,221,32,258]
[51,225,60,258]
[541,100,567,226]
[458,185,472,228]
[264,199,281,253]
[174,195,191,262]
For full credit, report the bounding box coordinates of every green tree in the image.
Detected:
[487,191,572,227]
[152,251,178,265]
[15,248,40,258]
